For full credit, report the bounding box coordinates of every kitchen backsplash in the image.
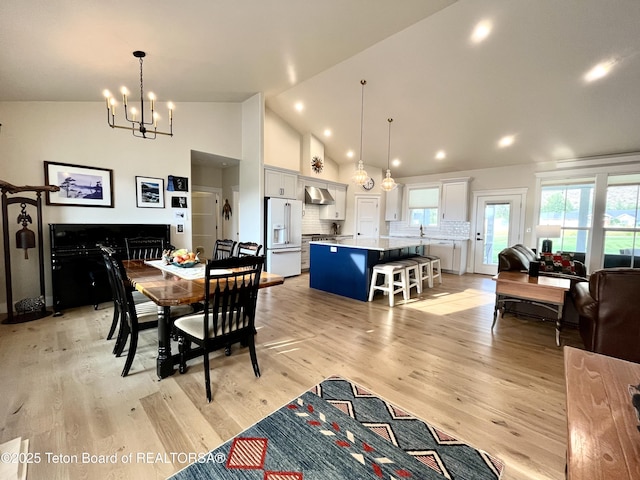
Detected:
[301,204,343,235]
[389,220,470,239]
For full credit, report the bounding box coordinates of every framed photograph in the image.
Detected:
[167,175,189,192]
[171,196,187,208]
[135,176,165,208]
[44,161,114,207]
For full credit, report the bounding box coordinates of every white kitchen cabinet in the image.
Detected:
[385,184,403,221]
[427,239,468,275]
[441,179,469,222]
[320,184,347,220]
[265,167,298,199]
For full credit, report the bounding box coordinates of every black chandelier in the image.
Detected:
[103,51,173,139]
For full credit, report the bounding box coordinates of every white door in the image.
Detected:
[191,186,221,258]
[473,192,525,275]
[355,196,380,238]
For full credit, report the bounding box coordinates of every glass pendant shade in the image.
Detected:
[380,117,397,191]
[381,169,397,191]
[353,160,368,185]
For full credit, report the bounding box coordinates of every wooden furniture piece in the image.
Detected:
[212,238,236,260]
[235,241,263,257]
[564,346,640,479]
[125,236,166,260]
[368,263,409,307]
[492,271,571,346]
[174,256,264,402]
[1,180,59,323]
[124,259,284,379]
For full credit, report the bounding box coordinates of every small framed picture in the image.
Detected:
[171,196,187,208]
[135,176,165,208]
[44,161,114,207]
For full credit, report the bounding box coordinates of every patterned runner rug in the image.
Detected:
[170,376,504,479]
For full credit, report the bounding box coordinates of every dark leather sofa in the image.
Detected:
[574,268,640,363]
[497,244,587,325]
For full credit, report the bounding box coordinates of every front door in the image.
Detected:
[473,192,525,275]
[355,196,380,238]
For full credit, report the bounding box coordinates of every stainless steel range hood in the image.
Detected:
[305,186,335,205]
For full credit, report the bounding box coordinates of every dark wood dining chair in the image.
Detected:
[103,246,194,376]
[173,256,264,402]
[105,248,160,376]
[99,245,156,347]
[125,236,166,260]
[212,239,236,260]
[236,242,263,257]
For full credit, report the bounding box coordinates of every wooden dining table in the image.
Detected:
[124,259,285,379]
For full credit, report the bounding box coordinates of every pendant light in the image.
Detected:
[352,79,369,185]
[380,118,397,192]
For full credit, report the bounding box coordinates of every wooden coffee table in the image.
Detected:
[492,271,571,346]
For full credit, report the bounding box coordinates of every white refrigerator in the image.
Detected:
[265,198,303,277]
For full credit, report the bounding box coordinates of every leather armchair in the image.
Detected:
[574,268,640,363]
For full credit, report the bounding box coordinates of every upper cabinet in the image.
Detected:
[441,178,470,222]
[265,166,298,199]
[385,184,404,221]
[320,184,347,220]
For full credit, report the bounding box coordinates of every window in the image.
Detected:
[407,186,439,227]
[538,179,594,253]
[603,174,640,268]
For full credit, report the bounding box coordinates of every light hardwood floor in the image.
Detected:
[0,272,582,479]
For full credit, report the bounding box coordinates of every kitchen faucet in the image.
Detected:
[419,224,424,237]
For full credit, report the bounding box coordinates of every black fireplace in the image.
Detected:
[49,223,170,314]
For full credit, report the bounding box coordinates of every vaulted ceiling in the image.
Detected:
[2,0,640,177]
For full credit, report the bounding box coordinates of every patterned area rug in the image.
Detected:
[170,376,504,479]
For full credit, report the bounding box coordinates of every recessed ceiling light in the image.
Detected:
[471,20,492,44]
[435,150,446,160]
[584,60,615,82]
[392,158,401,167]
[346,150,354,158]
[294,102,304,112]
[323,129,332,137]
[498,135,515,148]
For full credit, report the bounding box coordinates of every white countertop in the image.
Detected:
[385,235,470,241]
[310,237,428,251]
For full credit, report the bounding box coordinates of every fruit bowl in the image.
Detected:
[172,259,199,268]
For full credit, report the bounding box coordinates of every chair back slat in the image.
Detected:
[235,242,263,257]
[212,239,236,260]
[125,237,165,260]
[201,256,263,341]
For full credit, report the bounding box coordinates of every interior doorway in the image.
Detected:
[472,189,527,275]
[192,185,222,258]
[355,196,380,238]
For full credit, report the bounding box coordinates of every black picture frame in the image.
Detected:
[44,161,114,207]
[135,176,165,208]
[171,196,187,208]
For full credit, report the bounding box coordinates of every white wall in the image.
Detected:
[264,108,300,171]
[239,94,264,245]
[0,101,243,312]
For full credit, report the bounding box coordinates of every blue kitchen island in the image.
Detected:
[309,237,427,301]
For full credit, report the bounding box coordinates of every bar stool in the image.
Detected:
[368,262,408,307]
[423,255,443,286]
[413,256,434,288]
[394,259,422,295]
